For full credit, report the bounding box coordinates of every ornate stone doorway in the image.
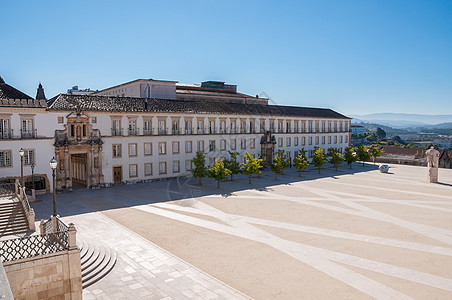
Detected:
[71,153,88,188]
[260,131,276,166]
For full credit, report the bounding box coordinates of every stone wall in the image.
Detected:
[3,249,82,300]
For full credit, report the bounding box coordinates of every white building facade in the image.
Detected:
[0,77,351,192]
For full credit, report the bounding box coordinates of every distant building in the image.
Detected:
[375,145,452,169]
[351,125,366,134]
[67,86,95,95]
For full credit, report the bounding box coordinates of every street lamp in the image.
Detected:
[19,148,24,186]
[49,157,58,217]
[30,163,35,191]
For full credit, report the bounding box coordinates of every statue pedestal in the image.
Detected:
[428,167,438,183]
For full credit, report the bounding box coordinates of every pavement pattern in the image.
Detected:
[31,163,452,299]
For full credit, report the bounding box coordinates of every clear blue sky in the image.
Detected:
[1,0,451,115]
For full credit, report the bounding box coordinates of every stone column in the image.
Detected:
[64,147,72,190]
[90,145,95,187]
[98,146,104,184]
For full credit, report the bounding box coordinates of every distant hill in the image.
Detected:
[350,113,452,129]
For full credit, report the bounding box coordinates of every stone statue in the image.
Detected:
[425,146,440,183]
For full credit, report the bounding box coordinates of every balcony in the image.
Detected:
[158,129,166,135]
[20,129,37,139]
[143,129,152,136]
[111,128,123,136]
[128,128,138,136]
[0,129,12,139]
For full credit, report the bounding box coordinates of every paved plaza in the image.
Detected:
[31,163,452,299]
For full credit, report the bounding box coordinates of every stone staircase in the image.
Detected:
[0,199,29,238]
[77,238,117,289]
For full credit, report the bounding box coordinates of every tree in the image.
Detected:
[355,145,370,167]
[376,127,386,140]
[369,146,384,164]
[207,158,232,189]
[241,152,264,184]
[312,147,326,174]
[223,151,241,181]
[392,135,405,145]
[271,150,289,180]
[344,147,357,169]
[192,151,207,185]
[329,151,345,171]
[293,151,309,176]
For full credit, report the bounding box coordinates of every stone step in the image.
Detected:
[0,226,29,237]
[0,214,27,221]
[77,238,117,289]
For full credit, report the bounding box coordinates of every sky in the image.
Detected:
[1,0,451,115]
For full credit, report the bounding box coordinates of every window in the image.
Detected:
[240,121,246,133]
[250,138,255,149]
[270,121,275,133]
[278,137,283,147]
[158,142,167,155]
[286,137,291,147]
[129,164,138,178]
[209,140,215,152]
[302,137,306,146]
[230,121,236,134]
[0,118,10,139]
[309,137,312,145]
[322,136,325,144]
[220,140,226,151]
[172,120,179,135]
[250,121,255,133]
[185,160,192,171]
[24,149,34,165]
[57,116,64,124]
[112,144,121,158]
[144,143,152,156]
[315,136,319,145]
[92,117,97,124]
[144,163,153,176]
[334,136,338,144]
[21,119,34,138]
[173,161,180,173]
[185,120,192,134]
[159,162,167,174]
[209,121,215,134]
[308,122,312,133]
[241,139,246,150]
[0,150,12,167]
[112,119,121,136]
[340,136,343,143]
[231,139,236,150]
[260,121,265,133]
[185,141,192,153]
[128,143,137,157]
[278,122,282,133]
[197,140,204,152]
[220,121,225,134]
[294,122,299,133]
[345,136,348,143]
[128,120,137,135]
[329,136,332,144]
[172,141,180,154]
[158,120,166,135]
[197,120,204,134]
[286,122,291,133]
[143,120,152,135]
[294,137,299,146]
[322,122,326,133]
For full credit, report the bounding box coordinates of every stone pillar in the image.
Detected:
[429,167,438,183]
[68,223,77,250]
[64,147,72,190]
[39,219,45,235]
[98,146,104,184]
[51,215,57,232]
[28,209,36,231]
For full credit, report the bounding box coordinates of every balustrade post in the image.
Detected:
[28,209,36,231]
[51,215,57,232]
[39,219,45,235]
[68,223,77,250]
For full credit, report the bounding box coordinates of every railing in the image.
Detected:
[20,129,37,139]
[15,180,35,231]
[0,183,15,196]
[0,129,12,139]
[111,128,123,136]
[0,231,68,262]
[143,129,152,136]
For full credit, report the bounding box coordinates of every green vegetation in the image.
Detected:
[192,151,207,185]
[355,145,370,167]
[329,151,344,171]
[293,149,309,176]
[312,147,326,174]
[207,158,232,189]
[271,150,290,180]
[241,152,264,184]
[223,151,241,181]
[344,147,357,169]
[369,146,384,164]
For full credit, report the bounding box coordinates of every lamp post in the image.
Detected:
[19,148,24,186]
[49,157,58,217]
[30,163,35,191]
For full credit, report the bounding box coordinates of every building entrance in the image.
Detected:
[71,153,88,188]
[113,167,122,184]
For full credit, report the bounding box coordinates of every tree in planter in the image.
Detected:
[207,158,232,189]
[329,151,345,171]
[223,151,241,181]
[192,151,207,185]
[344,147,357,169]
[312,147,326,174]
[241,152,264,184]
[293,150,309,176]
[355,144,370,167]
[369,146,384,164]
[271,150,289,180]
